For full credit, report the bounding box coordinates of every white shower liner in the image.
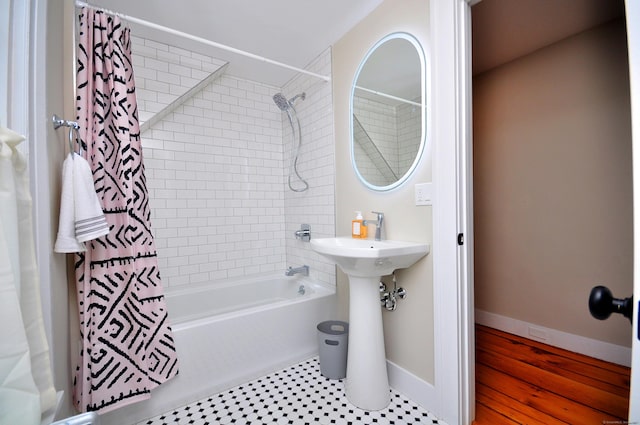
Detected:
[100,273,337,425]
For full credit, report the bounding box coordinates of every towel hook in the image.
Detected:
[68,127,75,157]
[52,114,83,157]
[67,125,83,158]
[52,114,67,130]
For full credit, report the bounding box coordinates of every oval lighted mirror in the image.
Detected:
[350,32,425,191]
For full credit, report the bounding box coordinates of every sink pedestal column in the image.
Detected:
[345,276,390,410]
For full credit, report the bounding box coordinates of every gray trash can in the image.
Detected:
[317,320,349,379]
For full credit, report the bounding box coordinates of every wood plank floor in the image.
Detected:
[473,325,631,425]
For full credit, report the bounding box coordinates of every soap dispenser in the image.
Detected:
[352,211,367,239]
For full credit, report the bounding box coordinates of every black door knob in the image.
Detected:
[588,285,633,322]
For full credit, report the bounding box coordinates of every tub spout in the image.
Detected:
[286,265,309,276]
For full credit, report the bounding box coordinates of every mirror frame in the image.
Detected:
[350,32,426,191]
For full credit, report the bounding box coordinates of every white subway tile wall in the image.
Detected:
[281,48,336,285]
[353,96,398,186]
[352,96,422,186]
[396,99,422,174]
[131,36,228,124]
[131,37,336,288]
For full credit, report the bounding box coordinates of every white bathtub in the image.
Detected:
[100,274,337,425]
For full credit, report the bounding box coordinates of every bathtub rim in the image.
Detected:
[165,273,336,331]
[163,272,333,297]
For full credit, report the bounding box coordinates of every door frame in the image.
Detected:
[431,0,474,424]
[625,0,640,420]
[450,0,640,422]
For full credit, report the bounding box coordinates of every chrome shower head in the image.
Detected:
[272,92,306,111]
[273,93,290,111]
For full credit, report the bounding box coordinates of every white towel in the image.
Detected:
[54,154,84,253]
[72,154,109,242]
[54,153,109,253]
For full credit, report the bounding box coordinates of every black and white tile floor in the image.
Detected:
[137,358,444,425]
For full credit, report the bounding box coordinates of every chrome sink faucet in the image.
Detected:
[285,265,309,276]
[364,211,384,241]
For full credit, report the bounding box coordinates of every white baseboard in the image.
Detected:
[387,360,437,415]
[475,309,631,367]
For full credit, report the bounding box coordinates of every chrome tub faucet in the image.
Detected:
[294,224,311,242]
[285,265,309,276]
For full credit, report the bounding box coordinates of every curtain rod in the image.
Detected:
[74,1,331,83]
[354,85,422,107]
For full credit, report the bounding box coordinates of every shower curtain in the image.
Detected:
[73,8,178,413]
[0,126,57,424]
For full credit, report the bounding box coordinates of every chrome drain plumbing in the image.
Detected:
[380,272,406,311]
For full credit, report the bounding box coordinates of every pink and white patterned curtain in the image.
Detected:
[73,8,178,413]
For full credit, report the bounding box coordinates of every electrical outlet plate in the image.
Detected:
[415,182,432,206]
[528,326,548,341]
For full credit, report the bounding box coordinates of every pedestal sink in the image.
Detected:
[310,237,429,410]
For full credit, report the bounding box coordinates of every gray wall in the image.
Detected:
[473,19,633,348]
